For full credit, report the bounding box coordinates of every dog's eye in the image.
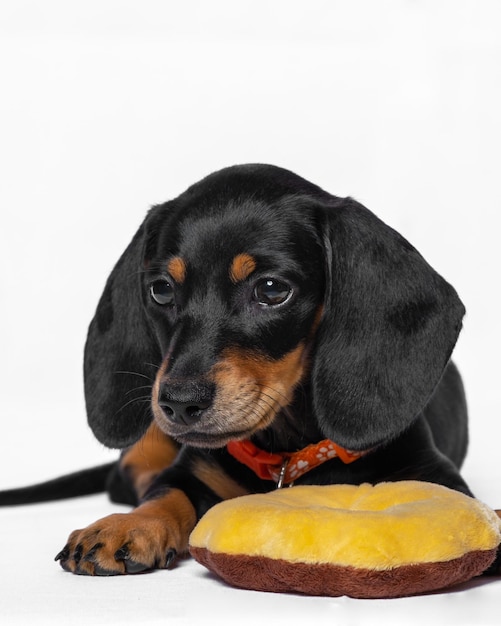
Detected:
[253,279,292,306]
[150,280,175,306]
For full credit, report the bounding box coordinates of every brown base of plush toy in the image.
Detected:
[190,546,497,599]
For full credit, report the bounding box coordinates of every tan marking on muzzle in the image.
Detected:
[210,343,307,432]
[152,357,170,425]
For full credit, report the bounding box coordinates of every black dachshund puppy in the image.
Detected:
[1,164,479,576]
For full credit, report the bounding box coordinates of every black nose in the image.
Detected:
[158,382,213,426]
[161,399,211,425]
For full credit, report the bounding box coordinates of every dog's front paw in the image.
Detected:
[55,512,179,575]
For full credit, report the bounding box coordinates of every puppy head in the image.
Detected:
[143,170,325,448]
[85,165,464,451]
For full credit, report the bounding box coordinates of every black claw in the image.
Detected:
[114,544,149,574]
[83,542,104,563]
[55,545,70,562]
[114,544,130,561]
[165,549,177,569]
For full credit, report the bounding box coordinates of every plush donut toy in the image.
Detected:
[189,481,501,599]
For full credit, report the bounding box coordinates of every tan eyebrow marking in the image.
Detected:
[229,253,257,284]
[167,256,187,284]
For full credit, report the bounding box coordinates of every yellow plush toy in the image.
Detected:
[189,481,501,599]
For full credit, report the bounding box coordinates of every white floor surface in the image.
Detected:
[1,489,500,626]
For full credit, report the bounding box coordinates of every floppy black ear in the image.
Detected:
[84,219,161,449]
[311,198,465,450]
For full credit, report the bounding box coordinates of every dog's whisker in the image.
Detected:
[255,394,280,416]
[261,387,290,407]
[256,383,293,405]
[114,370,154,381]
[144,362,161,371]
[115,396,151,415]
[124,385,153,397]
[239,397,278,427]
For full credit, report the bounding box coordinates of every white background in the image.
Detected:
[0,1,500,624]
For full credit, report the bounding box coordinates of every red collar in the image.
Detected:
[227,439,368,488]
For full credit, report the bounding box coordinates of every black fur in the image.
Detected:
[0,463,116,505]
[2,164,488,571]
[0,163,469,498]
